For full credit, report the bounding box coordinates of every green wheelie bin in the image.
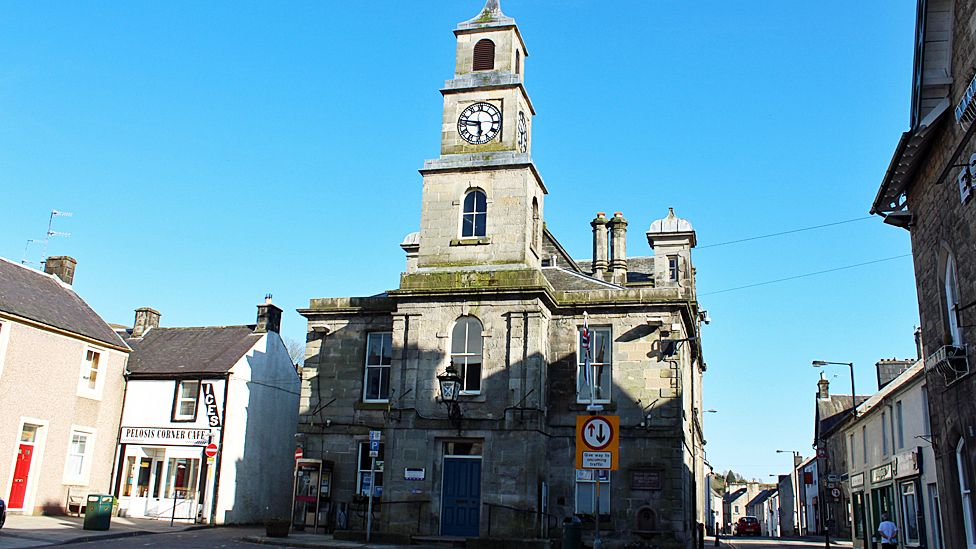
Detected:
[83,494,113,531]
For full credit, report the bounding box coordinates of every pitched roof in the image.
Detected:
[124,325,262,377]
[0,257,127,349]
[816,394,870,441]
[724,487,748,503]
[747,489,778,508]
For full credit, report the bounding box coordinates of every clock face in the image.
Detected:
[458,102,502,144]
[517,111,527,153]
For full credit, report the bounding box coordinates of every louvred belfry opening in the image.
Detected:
[473,39,495,71]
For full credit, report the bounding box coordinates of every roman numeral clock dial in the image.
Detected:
[458,102,501,145]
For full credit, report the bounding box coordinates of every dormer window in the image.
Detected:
[473,39,495,71]
[462,190,487,238]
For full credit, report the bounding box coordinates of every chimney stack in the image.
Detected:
[255,294,282,334]
[44,256,77,285]
[608,212,628,285]
[591,213,609,279]
[817,376,830,400]
[132,307,161,338]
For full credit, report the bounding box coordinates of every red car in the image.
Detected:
[735,516,761,536]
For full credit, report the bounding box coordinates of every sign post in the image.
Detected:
[367,430,381,542]
[576,415,619,549]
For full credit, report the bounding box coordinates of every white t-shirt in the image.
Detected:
[878,520,899,543]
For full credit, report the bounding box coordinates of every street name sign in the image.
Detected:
[575,415,619,470]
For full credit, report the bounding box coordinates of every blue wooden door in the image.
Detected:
[441,458,481,536]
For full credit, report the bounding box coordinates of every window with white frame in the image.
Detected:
[357,442,384,497]
[451,316,483,394]
[668,256,679,281]
[575,469,609,514]
[882,411,889,456]
[63,428,95,483]
[900,482,921,545]
[173,381,200,421]
[957,438,976,547]
[945,254,963,346]
[577,327,611,403]
[862,426,868,465]
[895,401,904,450]
[461,190,487,238]
[362,332,393,402]
[929,483,944,549]
[849,433,855,466]
[77,348,103,397]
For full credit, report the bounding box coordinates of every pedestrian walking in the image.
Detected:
[877,513,899,549]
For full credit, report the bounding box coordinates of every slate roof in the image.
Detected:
[542,267,621,292]
[0,257,128,349]
[746,489,777,508]
[724,487,747,503]
[124,325,262,377]
[817,394,869,437]
[575,256,655,287]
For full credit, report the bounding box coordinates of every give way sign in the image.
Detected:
[575,415,619,470]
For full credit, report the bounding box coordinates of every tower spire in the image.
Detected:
[458,0,514,30]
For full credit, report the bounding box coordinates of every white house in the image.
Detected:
[112,298,299,524]
[0,256,129,515]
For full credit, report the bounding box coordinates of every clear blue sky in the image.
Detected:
[0,1,920,481]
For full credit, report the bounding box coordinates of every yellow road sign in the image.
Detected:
[575,415,619,470]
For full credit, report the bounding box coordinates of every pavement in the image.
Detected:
[0,513,200,548]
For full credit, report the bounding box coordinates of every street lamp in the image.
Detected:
[437,363,463,433]
[776,449,802,467]
[811,360,856,417]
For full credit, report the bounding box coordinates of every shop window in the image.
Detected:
[172,381,200,421]
[362,332,393,402]
[166,458,199,499]
[451,316,483,394]
[575,469,609,514]
[577,327,611,403]
[357,442,384,497]
[900,482,921,544]
[852,492,865,539]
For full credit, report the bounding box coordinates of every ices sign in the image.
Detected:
[203,383,221,427]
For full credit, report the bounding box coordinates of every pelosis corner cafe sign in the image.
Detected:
[120,427,212,446]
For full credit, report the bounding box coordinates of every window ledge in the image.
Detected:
[570,402,616,412]
[355,402,390,411]
[451,237,491,246]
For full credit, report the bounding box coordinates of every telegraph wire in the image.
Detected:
[700,254,912,296]
[696,216,873,250]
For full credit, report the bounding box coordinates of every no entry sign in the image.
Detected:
[205,443,218,458]
[295,447,304,460]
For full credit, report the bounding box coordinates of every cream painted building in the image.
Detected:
[0,256,129,515]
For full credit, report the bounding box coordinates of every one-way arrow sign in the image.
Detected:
[576,415,619,470]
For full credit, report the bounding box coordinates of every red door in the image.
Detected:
[9,444,34,509]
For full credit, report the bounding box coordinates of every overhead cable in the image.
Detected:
[700,254,912,296]
[697,216,873,250]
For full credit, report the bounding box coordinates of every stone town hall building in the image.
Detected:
[298,2,707,546]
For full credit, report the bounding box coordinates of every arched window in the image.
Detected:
[473,39,495,71]
[462,190,487,238]
[531,197,540,251]
[515,50,521,75]
[945,254,963,346]
[451,316,483,393]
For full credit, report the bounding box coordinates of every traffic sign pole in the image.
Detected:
[366,430,380,542]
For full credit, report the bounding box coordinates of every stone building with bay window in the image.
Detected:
[871,1,976,547]
[297,2,708,546]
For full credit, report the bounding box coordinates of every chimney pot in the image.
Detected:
[44,256,77,285]
[817,377,830,400]
[591,213,610,279]
[608,212,628,284]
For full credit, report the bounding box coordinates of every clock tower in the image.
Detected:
[415,0,546,271]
